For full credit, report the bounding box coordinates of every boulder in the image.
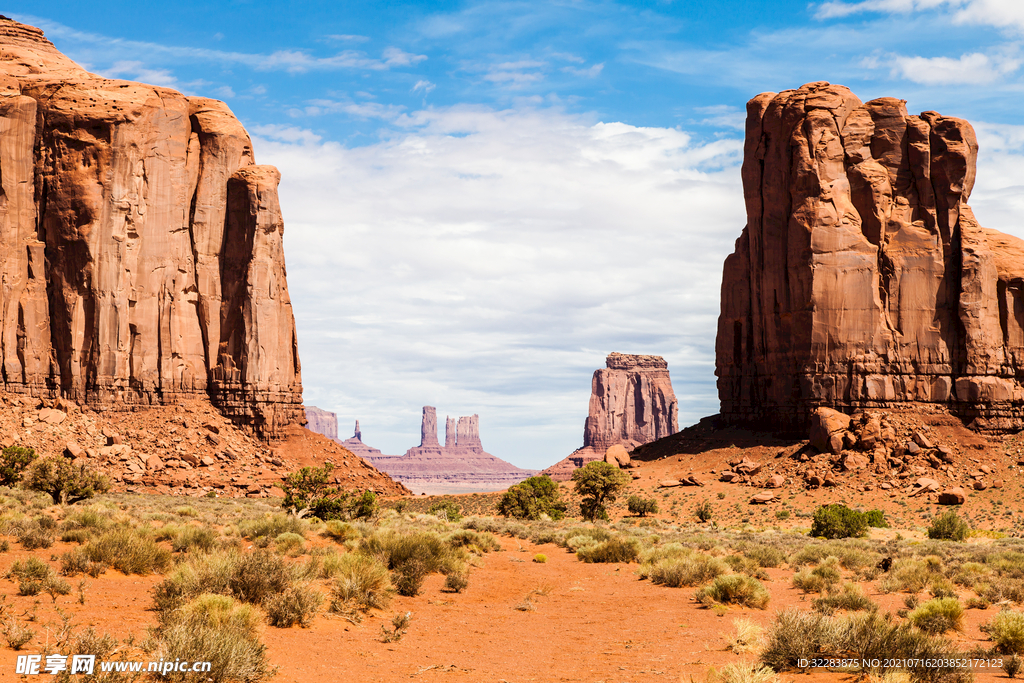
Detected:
[857,415,882,450]
[750,492,776,504]
[64,441,83,459]
[604,444,631,468]
[972,480,987,491]
[809,407,851,454]
[719,472,739,483]
[681,475,703,487]
[658,480,682,488]
[911,477,940,495]
[937,445,954,463]
[913,432,934,449]
[765,474,785,488]
[38,408,66,425]
[938,488,966,505]
[734,459,762,475]
[841,453,870,471]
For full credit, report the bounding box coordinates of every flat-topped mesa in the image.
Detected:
[304,407,338,441]
[716,81,1024,432]
[0,17,303,439]
[455,415,483,450]
[584,353,679,452]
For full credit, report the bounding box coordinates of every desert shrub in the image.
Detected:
[427,500,463,522]
[929,578,957,599]
[84,527,171,575]
[153,551,239,612]
[729,618,764,654]
[880,559,936,594]
[229,549,291,604]
[986,610,1024,654]
[641,546,727,588]
[359,531,467,581]
[976,578,1024,605]
[810,504,868,539]
[281,463,349,520]
[575,536,640,563]
[572,461,630,521]
[696,575,770,609]
[2,619,34,649]
[497,475,567,520]
[59,548,106,578]
[172,525,218,554]
[812,583,876,613]
[322,520,359,543]
[7,556,53,581]
[330,554,393,614]
[350,490,378,519]
[761,609,844,672]
[627,495,658,517]
[1006,655,1023,679]
[561,526,612,551]
[928,511,969,541]
[274,532,305,556]
[16,519,54,550]
[264,583,323,628]
[156,594,272,683]
[43,574,71,602]
[793,558,842,594]
[443,572,469,593]
[533,554,547,563]
[950,561,990,586]
[966,596,990,610]
[710,662,779,683]
[445,529,500,553]
[0,446,37,486]
[842,611,971,682]
[238,513,305,541]
[864,509,889,528]
[908,598,964,635]
[745,544,785,569]
[23,457,109,505]
[696,501,714,522]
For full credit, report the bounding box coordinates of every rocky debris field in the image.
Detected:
[0,391,409,499]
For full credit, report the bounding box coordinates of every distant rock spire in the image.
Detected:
[420,406,440,448]
[445,416,456,448]
[354,420,361,441]
[456,415,482,449]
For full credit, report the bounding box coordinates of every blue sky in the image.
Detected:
[10,1,1024,468]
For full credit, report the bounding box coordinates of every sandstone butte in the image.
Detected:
[717,81,1024,433]
[0,17,302,439]
[359,406,537,493]
[303,407,385,459]
[543,352,678,481]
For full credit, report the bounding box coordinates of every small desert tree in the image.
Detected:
[572,462,630,521]
[626,495,658,517]
[281,463,349,520]
[24,457,109,505]
[0,446,37,486]
[497,475,567,520]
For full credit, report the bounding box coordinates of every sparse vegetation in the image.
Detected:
[627,495,658,517]
[928,511,969,541]
[0,445,37,486]
[497,475,567,520]
[907,597,964,634]
[23,457,109,505]
[571,462,629,522]
[985,610,1024,654]
[810,504,869,539]
[696,574,770,609]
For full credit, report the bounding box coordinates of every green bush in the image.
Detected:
[986,610,1024,654]
[274,532,305,555]
[572,461,630,521]
[443,573,469,593]
[263,584,323,628]
[280,464,349,520]
[497,475,567,520]
[627,495,658,517]
[908,597,964,634]
[533,553,547,563]
[0,446,37,486]
[928,510,969,541]
[350,490,378,519]
[696,501,714,523]
[864,509,888,528]
[23,457,109,505]
[809,504,868,539]
[696,575,770,609]
[8,556,54,581]
[427,500,463,522]
[575,537,640,563]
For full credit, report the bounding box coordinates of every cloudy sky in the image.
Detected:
[12,0,1024,469]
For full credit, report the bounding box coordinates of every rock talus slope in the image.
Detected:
[717,81,1024,432]
[0,18,302,439]
[543,352,679,480]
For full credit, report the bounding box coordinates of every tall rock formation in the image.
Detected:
[304,407,338,441]
[362,406,536,493]
[543,352,679,480]
[717,81,1024,432]
[0,18,302,438]
[340,420,384,459]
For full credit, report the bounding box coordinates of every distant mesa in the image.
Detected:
[716,81,1024,432]
[302,406,534,493]
[542,353,679,481]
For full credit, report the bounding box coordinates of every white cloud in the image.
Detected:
[412,79,436,94]
[816,0,1024,32]
[101,60,178,86]
[253,106,744,468]
[876,50,1022,84]
[562,63,604,78]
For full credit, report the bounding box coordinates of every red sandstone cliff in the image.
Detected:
[0,18,302,438]
[717,81,1024,432]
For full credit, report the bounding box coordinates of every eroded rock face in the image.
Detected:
[304,407,338,441]
[0,18,302,438]
[717,81,1024,432]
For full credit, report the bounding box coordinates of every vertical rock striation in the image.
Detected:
[717,81,1024,432]
[304,407,338,441]
[0,18,302,438]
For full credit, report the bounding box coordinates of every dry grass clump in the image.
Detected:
[743,544,786,568]
[907,598,964,634]
[329,553,393,616]
[709,661,779,683]
[322,520,360,543]
[264,583,323,628]
[638,544,727,588]
[575,536,640,563]
[238,513,306,541]
[357,530,467,597]
[729,618,764,654]
[15,516,55,549]
[445,528,501,554]
[84,527,171,575]
[760,608,845,671]
[156,594,273,683]
[792,557,842,594]
[984,610,1024,654]
[812,583,877,614]
[274,531,305,556]
[696,575,770,610]
[879,558,940,594]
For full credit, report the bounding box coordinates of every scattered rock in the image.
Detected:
[765,474,785,488]
[809,407,851,454]
[938,488,966,505]
[750,492,776,504]
[604,444,631,468]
